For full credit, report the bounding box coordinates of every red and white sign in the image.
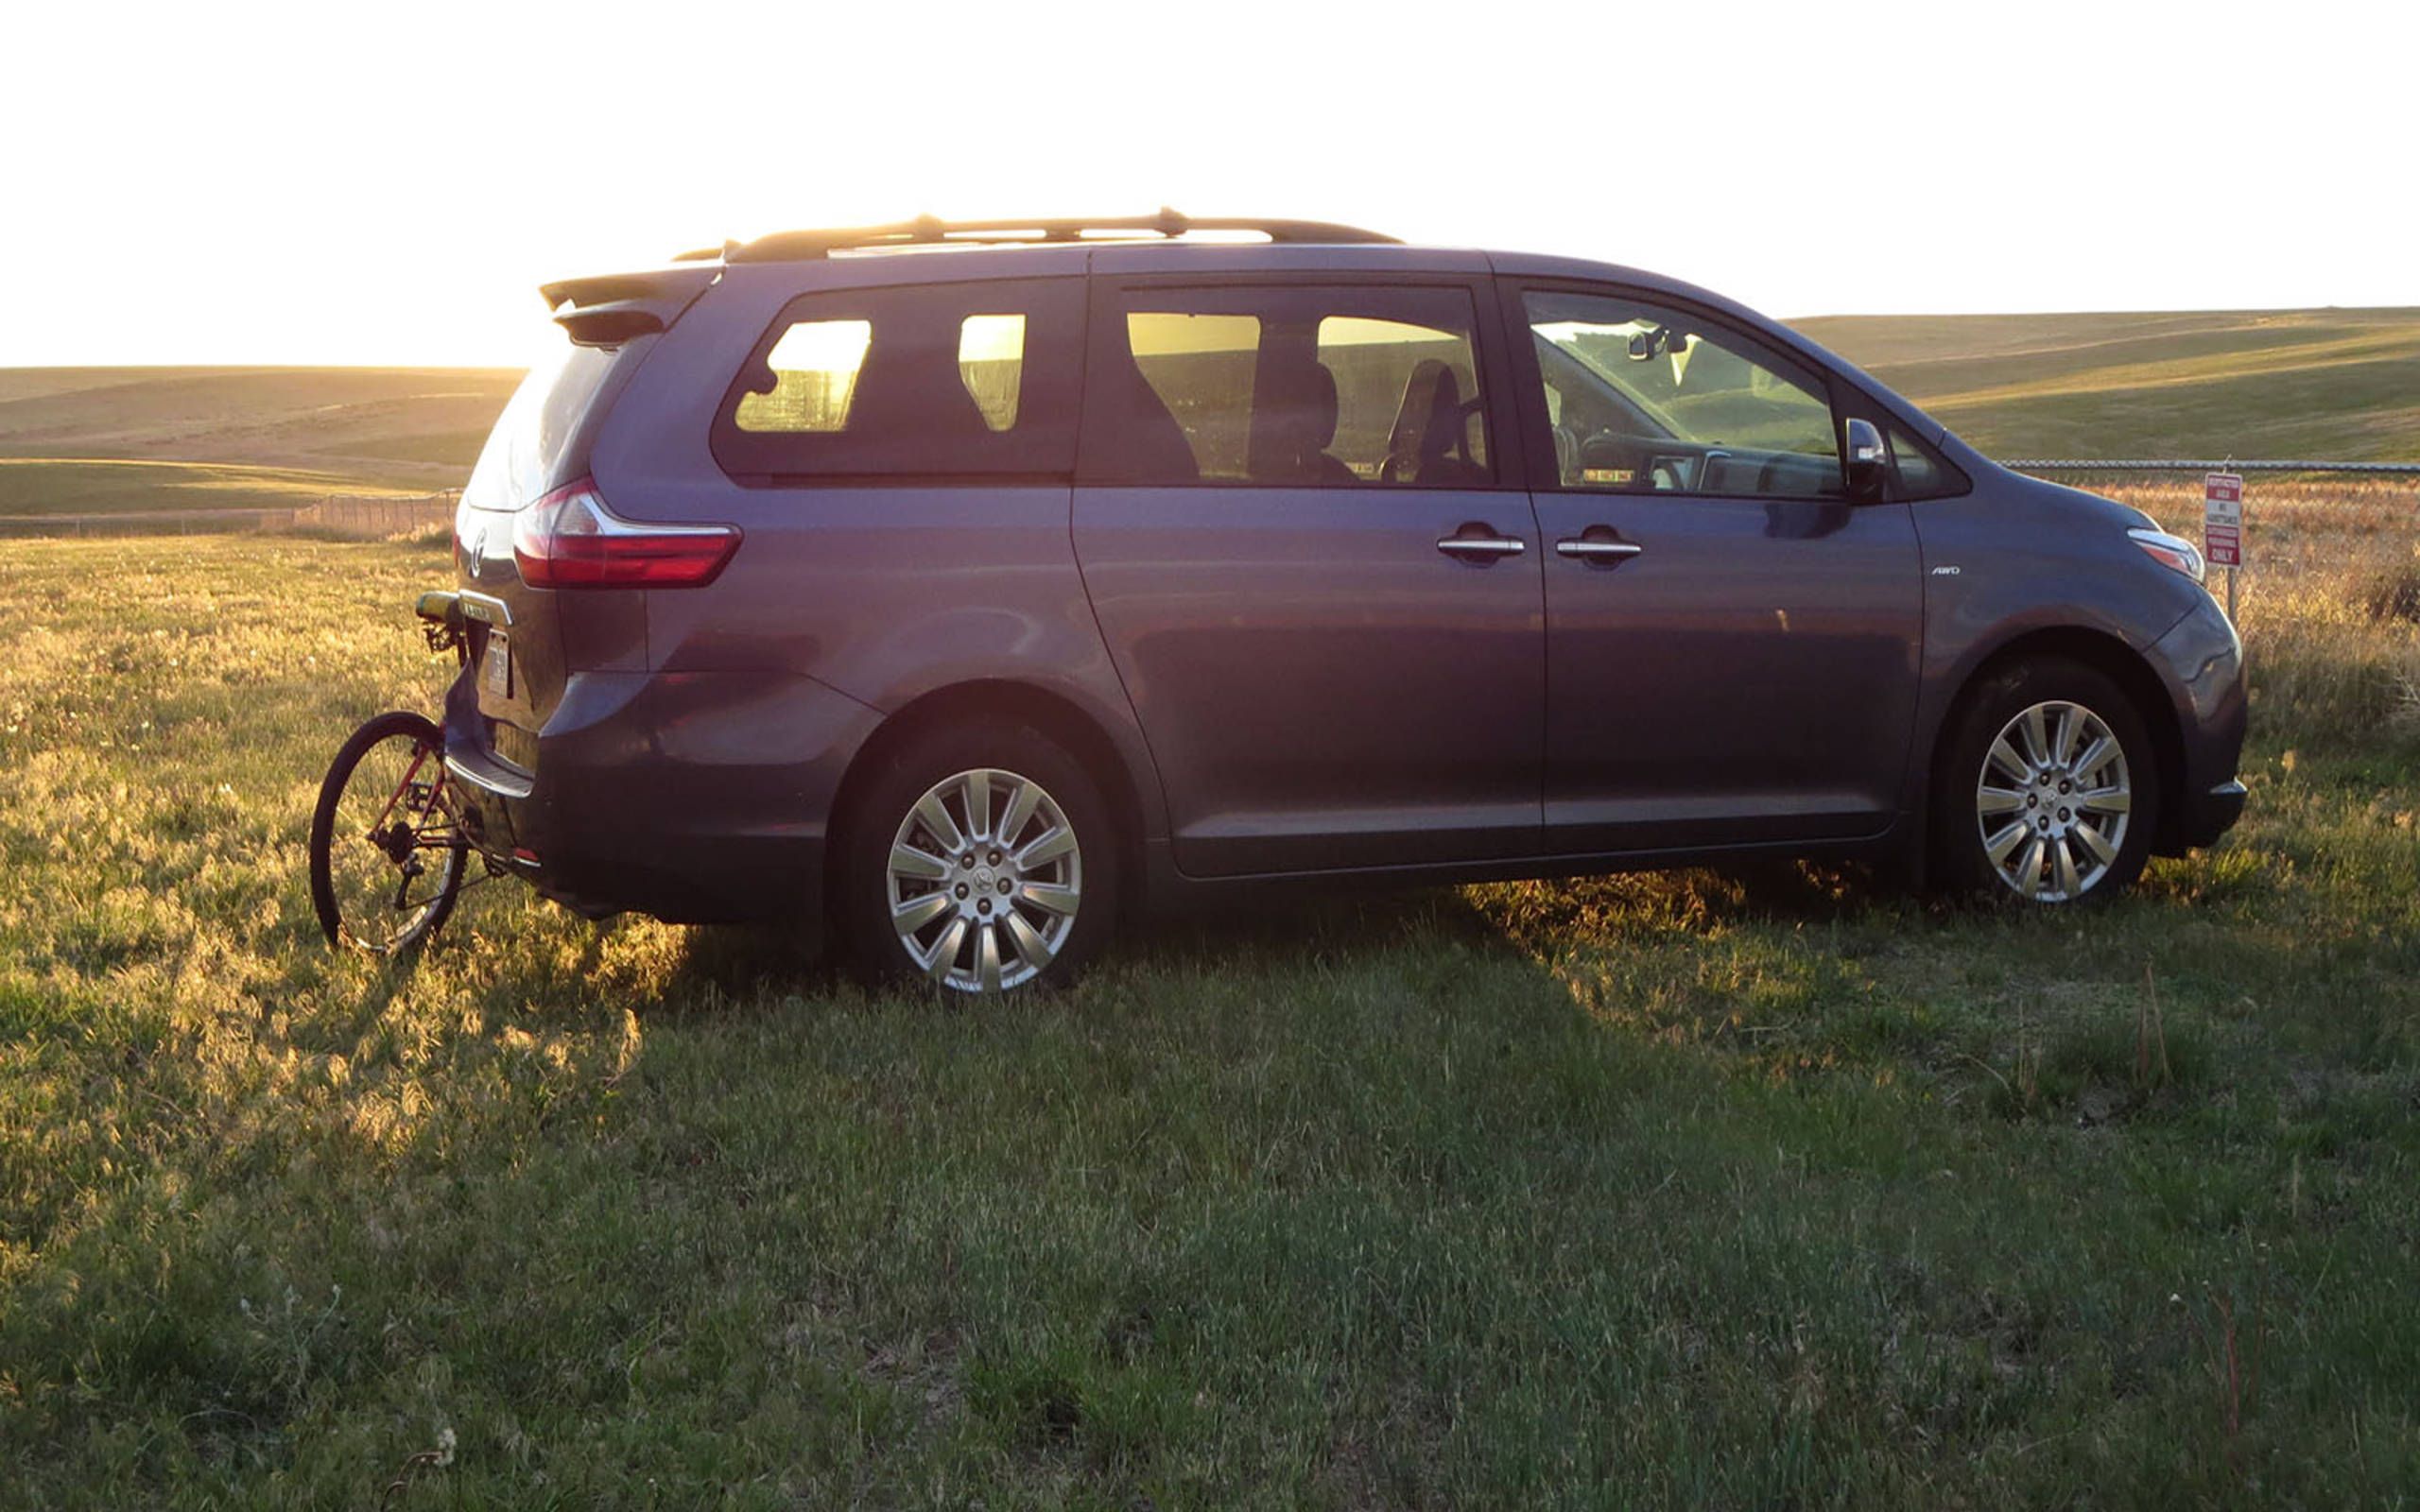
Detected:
[2204,472,2243,568]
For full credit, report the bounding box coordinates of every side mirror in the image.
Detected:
[1843,417,1889,501]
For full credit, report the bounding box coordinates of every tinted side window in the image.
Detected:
[1124,312,1261,480]
[734,318,870,433]
[1523,290,1843,500]
[713,279,1080,480]
[1082,284,1493,487]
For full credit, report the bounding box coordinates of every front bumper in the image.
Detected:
[441,665,882,924]
[2175,780,2248,850]
[2147,595,2249,854]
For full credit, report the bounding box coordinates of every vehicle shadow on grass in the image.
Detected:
[756,860,1899,1002]
[617,852,2193,1027]
[624,891,1527,1017]
[653,921,842,1006]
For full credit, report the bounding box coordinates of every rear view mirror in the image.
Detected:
[1626,324,1685,361]
[1843,417,1888,501]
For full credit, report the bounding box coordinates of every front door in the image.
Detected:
[1507,284,1923,854]
[1073,276,1544,876]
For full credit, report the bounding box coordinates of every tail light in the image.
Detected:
[512,478,740,589]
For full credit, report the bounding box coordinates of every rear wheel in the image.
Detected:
[1931,659,2159,904]
[309,711,468,953]
[838,721,1119,996]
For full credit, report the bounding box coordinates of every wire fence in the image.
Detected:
[0,491,460,541]
[2004,460,2420,477]
[1998,463,2420,622]
[4,464,2412,557]
[268,492,460,539]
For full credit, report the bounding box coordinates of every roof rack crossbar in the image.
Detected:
[722,208,1398,263]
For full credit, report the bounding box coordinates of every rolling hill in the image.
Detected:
[0,306,2411,520]
[0,366,520,516]
[1799,306,2420,461]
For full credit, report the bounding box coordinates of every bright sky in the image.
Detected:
[7,0,2414,368]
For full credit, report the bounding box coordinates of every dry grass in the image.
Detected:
[2100,480,2420,747]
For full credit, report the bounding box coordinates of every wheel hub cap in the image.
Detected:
[1976,699,2132,902]
[886,766,1081,993]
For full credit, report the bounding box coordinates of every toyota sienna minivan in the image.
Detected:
[430,210,2246,995]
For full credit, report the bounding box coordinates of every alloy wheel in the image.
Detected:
[886,766,1082,992]
[1974,699,2133,902]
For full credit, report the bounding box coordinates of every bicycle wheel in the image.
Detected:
[309,711,468,953]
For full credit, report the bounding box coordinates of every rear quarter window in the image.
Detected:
[712,278,1083,481]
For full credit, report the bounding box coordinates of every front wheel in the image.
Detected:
[1931,659,2161,904]
[309,711,468,953]
[838,721,1119,996]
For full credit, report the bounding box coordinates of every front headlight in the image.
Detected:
[2128,527,2207,584]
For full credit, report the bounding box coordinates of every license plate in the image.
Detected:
[482,629,511,699]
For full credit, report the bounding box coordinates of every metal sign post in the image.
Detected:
[2204,471,2244,620]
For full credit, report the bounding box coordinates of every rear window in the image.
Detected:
[712,278,1081,481]
[462,340,625,512]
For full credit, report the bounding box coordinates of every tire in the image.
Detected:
[1930,658,2161,905]
[836,720,1120,996]
[309,711,467,953]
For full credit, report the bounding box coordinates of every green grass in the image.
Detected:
[0,368,520,518]
[318,428,495,470]
[1800,307,2420,460]
[3,497,2418,1504]
[0,457,434,516]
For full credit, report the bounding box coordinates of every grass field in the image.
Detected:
[2,484,2417,1504]
[3,311,2418,1503]
[0,368,520,516]
[0,458,438,519]
[1800,307,2420,462]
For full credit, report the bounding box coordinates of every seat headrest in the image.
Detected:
[845,333,992,444]
[1250,358,1341,480]
[1093,340,1202,481]
[1389,359,1463,462]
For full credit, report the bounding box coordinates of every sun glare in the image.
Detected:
[762,319,873,377]
[1,0,2412,364]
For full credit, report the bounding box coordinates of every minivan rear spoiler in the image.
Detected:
[539,266,719,347]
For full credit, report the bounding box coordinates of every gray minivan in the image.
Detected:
[422,211,2244,994]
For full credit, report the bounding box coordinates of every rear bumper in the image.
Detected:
[2147,595,2249,854]
[441,666,881,924]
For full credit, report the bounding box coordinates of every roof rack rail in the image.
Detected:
[708,208,1399,264]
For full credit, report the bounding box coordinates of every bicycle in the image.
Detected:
[307,594,511,954]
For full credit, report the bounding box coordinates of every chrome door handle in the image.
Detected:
[1436,534,1526,560]
[1555,538,1645,561]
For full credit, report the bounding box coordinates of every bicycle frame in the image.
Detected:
[405,590,523,885]
[364,741,463,848]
